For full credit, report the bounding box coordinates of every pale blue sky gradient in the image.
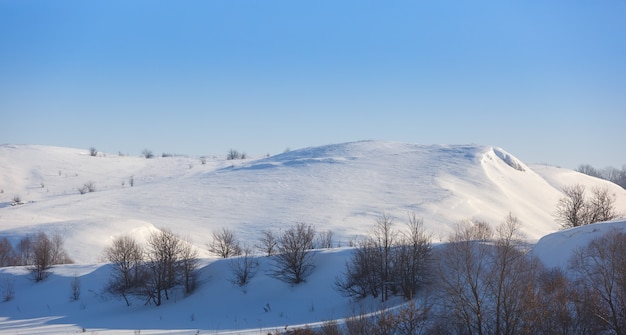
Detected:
[1,0,625,169]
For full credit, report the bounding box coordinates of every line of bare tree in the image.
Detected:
[335,213,432,302]
[208,222,319,286]
[0,232,73,281]
[103,228,198,306]
[284,215,626,335]
[577,164,626,189]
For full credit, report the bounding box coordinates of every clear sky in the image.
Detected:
[1,0,624,169]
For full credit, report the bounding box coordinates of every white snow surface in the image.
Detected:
[0,141,625,334]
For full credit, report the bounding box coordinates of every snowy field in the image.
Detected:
[1,141,625,334]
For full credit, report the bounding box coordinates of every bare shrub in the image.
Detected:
[208,228,241,258]
[317,230,334,249]
[2,278,14,302]
[257,229,278,256]
[395,299,432,335]
[229,246,259,287]
[11,195,22,205]
[271,222,316,285]
[70,274,81,301]
[227,149,239,160]
[85,181,96,193]
[78,185,88,195]
[226,149,246,160]
[345,310,373,335]
[142,149,154,159]
[318,320,342,335]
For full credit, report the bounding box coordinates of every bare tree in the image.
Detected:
[229,246,259,287]
[336,237,381,300]
[178,237,199,294]
[104,235,145,306]
[569,230,626,335]
[257,229,278,256]
[0,237,14,267]
[337,213,431,302]
[317,230,334,249]
[207,228,241,258]
[372,214,398,301]
[436,220,494,335]
[434,215,553,335]
[577,164,601,178]
[50,232,73,264]
[271,222,316,284]
[532,267,598,335]
[32,232,72,281]
[105,230,198,306]
[488,214,544,335]
[576,164,626,189]
[144,228,182,306]
[556,185,620,229]
[555,184,588,228]
[15,236,32,266]
[605,165,626,189]
[89,147,98,157]
[586,186,619,224]
[394,214,432,300]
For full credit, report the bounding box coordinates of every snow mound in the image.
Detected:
[531,219,626,269]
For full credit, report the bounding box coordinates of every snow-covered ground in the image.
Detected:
[1,141,625,334]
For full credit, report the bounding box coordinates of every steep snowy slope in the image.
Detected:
[1,141,625,263]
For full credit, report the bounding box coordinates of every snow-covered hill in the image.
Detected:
[2,141,625,263]
[1,141,625,334]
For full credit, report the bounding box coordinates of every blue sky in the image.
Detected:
[1,0,624,169]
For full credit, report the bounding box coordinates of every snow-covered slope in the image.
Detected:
[1,141,625,263]
[1,141,625,334]
[532,218,626,269]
